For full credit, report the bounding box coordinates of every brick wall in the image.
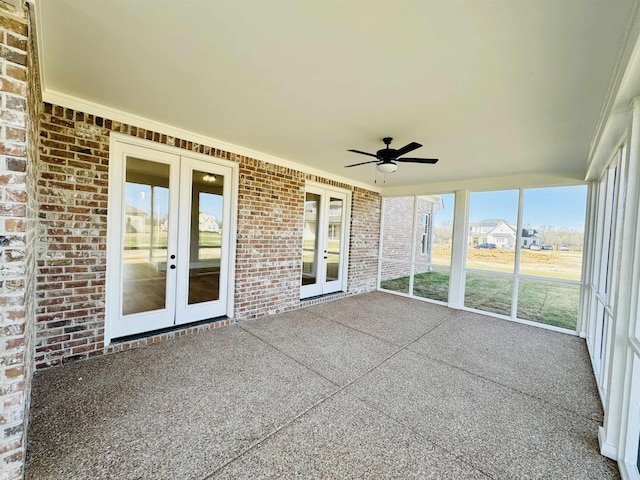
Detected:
[0,2,37,478]
[348,187,381,292]
[380,196,434,282]
[36,104,109,368]
[235,158,305,319]
[35,103,381,368]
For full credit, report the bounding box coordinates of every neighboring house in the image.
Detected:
[303,198,344,242]
[124,203,148,234]
[303,199,317,242]
[199,212,220,233]
[469,221,543,249]
[380,196,438,281]
[468,219,517,248]
[520,228,541,248]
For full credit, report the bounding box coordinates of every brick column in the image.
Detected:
[0,2,37,478]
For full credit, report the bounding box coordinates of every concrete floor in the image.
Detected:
[26,292,618,479]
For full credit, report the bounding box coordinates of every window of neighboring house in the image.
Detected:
[420,213,431,255]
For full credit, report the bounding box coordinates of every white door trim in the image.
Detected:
[174,156,233,323]
[105,141,181,339]
[105,133,239,343]
[300,182,351,299]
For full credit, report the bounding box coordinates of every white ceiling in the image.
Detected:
[34,0,640,193]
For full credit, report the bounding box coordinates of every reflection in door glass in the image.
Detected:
[122,157,170,315]
[188,170,223,305]
[326,197,343,281]
[302,193,320,286]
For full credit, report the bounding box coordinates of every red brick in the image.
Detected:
[0,77,26,96]
[6,65,26,82]
[35,102,380,371]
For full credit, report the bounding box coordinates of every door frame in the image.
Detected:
[300,182,351,299]
[105,133,239,343]
[174,156,234,324]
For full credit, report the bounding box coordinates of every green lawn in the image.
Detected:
[380,268,450,302]
[516,278,580,330]
[125,231,221,248]
[381,271,579,330]
[464,272,514,317]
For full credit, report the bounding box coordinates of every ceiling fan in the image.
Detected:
[345,137,438,173]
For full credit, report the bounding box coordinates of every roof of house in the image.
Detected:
[470,219,517,235]
[521,229,540,238]
[124,204,148,216]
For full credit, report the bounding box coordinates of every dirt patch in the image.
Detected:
[432,245,583,280]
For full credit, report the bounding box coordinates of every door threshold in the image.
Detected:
[300,291,351,308]
[110,316,231,346]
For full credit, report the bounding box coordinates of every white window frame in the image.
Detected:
[300,182,351,299]
[378,194,456,307]
[379,187,587,332]
[590,98,640,479]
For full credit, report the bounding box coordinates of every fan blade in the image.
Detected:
[344,160,380,168]
[347,149,378,158]
[395,142,422,157]
[396,158,439,164]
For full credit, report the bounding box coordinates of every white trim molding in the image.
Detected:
[105,133,240,343]
[41,89,380,195]
[591,98,640,478]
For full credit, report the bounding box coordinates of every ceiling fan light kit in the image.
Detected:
[345,137,439,174]
[376,162,398,173]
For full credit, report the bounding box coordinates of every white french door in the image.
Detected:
[301,184,350,299]
[107,137,236,340]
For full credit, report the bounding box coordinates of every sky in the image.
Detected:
[126,182,587,232]
[125,184,223,221]
[199,192,223,221]
[436,185,588,231]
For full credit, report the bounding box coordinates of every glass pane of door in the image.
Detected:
[122,157,170,315]
[302,192,320,286]
[326,197,343,282]
[188,170,223,305]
